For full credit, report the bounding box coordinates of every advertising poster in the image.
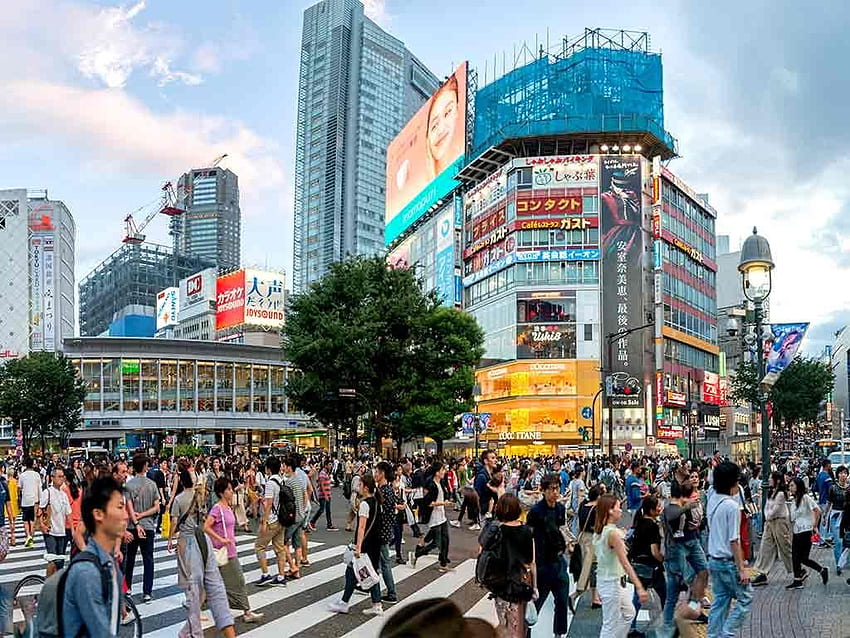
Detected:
[29,236,43,350]
[42,235,55,351]
[436,247,454,305]
[181,268,216,311]
[600,155,645,408]
[385,62,468,246]
[243,269,285,329]
[216,270,246,330]
[763,323,809,385]
[156,287,179,330]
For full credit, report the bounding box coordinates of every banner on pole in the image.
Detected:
[762,322,809,386]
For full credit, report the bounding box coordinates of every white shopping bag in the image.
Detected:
[839,548,850,570]
[353,555,380,589]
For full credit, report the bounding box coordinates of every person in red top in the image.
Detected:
[309,460,337,531]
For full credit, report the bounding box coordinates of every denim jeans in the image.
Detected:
[663,539,707,627]
[310,498,333,528]
[819,505,833,542]
[378,544,397,597]
[829,510,843,566]
[533,558,571,635]
[123,528,155,596]
[707,559,752,638]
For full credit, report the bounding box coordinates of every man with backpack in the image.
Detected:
[282,455,306,578]
[253,456,292,587]
[41,476,126,637]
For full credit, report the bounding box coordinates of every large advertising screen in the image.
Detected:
[385,62,468,246]
[600,155,645,408]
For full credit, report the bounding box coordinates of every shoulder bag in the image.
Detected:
[210,504,230,567]
[343,497,378,566]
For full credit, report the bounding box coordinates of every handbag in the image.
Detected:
[213,545,229,567]
[342,497,378,567]
[525,600,538,627]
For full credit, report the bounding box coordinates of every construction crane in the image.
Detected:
[121,153,229,245]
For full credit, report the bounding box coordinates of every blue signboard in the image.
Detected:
[581,406,593,419]
[435,246,454,305]
[514,248,600,262]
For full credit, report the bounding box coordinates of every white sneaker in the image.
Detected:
[328,600,349,614]
[469,524,481,531]
[363,604,384,616]
[449,520,460,528]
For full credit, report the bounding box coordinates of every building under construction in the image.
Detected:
[79,243,214,337]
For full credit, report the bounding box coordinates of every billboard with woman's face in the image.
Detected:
[385,62,468,246]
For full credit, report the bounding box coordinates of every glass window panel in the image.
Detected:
[253,365,269,413]
[81,359,101,412]
[103,358,121,412]
[161,360,177,412]
[216,363,233,413]
[270,366,286,413]
[235,364,251,412]
[122,359,140,412]
[198,363,214,412]
[141,360,158,411]
[179,361,195,412]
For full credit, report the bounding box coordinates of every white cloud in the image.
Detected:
[362,0,390,25]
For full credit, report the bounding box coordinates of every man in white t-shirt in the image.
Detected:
[39,466,72,576]
[19,457,43,548]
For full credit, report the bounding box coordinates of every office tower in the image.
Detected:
[293,0,440,291]
[176,167,240,273]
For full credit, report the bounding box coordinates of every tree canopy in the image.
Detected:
[283,255,484,453]
[0,352,87,455]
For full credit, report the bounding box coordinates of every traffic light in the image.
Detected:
[577,426,590,443]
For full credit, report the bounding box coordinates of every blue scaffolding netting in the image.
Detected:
[472,37,676,158]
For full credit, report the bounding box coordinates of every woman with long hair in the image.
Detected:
[593,494,648,637]
[329,473,385,616]
[231,463,250,532]
[7,467,18,546]
[168,468,236,638]
[751,472,793,586]
[574,484,603,608]
[486,494,536,638]
[204,476,264,623]
[787,476,827,589]
[63,472,86,558]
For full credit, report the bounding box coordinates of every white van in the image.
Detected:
[828,451,850,468]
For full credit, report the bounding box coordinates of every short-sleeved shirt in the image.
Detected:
[264,474,283,525]
[40,486,71,537]
[816,471,833,505]
[285,474,306,521]
[527,499,566,563]
[378,483,397,544]
[19,470,41,507]
[628,516,662,567]
[208,503,237,559]
[171,489,200,534]
[124,475,160,532]
[500,524,534,586]
[707,493,739,559]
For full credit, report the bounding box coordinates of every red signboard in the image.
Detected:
[657,426,684,439]
[515,217,597,231]
[471,207,506,241]
[703,371,721,405]
[516,195,583,216]
[216,270,245,330]
[719,378,729,406]
[655,372,663,409]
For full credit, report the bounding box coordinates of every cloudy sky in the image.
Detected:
[3,0,847,352]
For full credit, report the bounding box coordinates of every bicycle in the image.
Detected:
[11,573,142,638]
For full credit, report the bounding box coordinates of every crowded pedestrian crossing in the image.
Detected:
[1,520,578,636]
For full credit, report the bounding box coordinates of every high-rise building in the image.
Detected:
[79,243,214,337]
[293,0,440,291]
[175,167,240,273]
[0,189,76,359]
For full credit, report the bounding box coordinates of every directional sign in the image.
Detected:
[581,406,593,420]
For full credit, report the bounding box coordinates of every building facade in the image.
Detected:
[448,30,720,457]
[175,167,240,273]
[0,189,76,359]
[293,0,440,291]
[65,337,320,451]
[79,243,214,337]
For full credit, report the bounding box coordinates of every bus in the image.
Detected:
[813,439,842,458]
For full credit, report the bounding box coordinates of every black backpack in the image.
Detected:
[37,550,111,637]
[270,477,297,527]
[475,521,507,592]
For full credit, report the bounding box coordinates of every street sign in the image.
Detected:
[581,406,593,420]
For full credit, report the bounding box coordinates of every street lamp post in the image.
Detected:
[591,385,604,452]
[605,322,654,458]
[738,227,775,511]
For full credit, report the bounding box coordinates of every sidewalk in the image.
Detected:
[567,544,847,637]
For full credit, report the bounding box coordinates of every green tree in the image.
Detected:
[283,256,483,455]
[730,356,834,445]
[0,352,87,455]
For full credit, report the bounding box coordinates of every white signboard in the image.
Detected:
[242,269,285,328]
[180,267,217,311]
[29,236,43,350]
[156,287,179,330]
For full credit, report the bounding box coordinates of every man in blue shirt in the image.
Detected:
[473,450,497,530]
[815,459,834,545]
[625,462,646,514]
[63,476,127,638]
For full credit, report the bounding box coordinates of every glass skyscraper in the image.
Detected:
[293,0,439,291]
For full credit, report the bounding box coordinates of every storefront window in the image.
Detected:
[122,359,140,412]
[179,361,195,412]
[235,364,251,412]
[198,363,214,412]
[161,360,177,411]
[81,359,101,412]
[141,360,158,411]
[253,365,269,413]
[216,363,233,412]
[270,366,286,413]
[103,358,121,412]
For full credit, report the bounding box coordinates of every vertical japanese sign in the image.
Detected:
[601,155,645,408]
[243,269,285,328]
[435,209,454,305]
[42,235,55,350]
[29,236,43,350]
